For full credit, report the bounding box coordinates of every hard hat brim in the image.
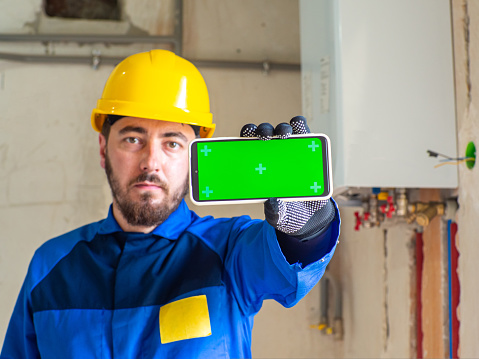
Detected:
[91,99,215,138]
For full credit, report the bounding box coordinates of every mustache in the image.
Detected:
[130,173,168,189]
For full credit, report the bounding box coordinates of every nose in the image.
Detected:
[140,141,161,172]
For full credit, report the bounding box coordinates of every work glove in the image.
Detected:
[240,116,335,241]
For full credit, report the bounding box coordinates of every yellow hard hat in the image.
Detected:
[91,49,215,138]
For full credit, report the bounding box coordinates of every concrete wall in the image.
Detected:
[1,0,478,358]
[0,1,337,358]
[452,1,479,357]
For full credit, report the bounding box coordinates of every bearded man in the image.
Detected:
[1,50,340,359]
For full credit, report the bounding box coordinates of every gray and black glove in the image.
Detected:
[240,116,335,241]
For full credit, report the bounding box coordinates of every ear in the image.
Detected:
[99,134,107,169]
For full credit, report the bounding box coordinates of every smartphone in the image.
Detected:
[189,134,332,205]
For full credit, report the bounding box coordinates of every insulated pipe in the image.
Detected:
[320,274,329,328]
[0,34,180,45]
[192,60,300,72]
[173,0,183,55]
[0,52,123,66]
[416,229,424,359]
[448,221,459,359]
[0,51,300,72]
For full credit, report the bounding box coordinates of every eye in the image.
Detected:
[167,141,180,149]
[125,137,140,144]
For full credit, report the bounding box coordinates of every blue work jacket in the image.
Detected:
[1,200,340,358]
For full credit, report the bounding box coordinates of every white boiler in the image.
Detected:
[300,0,457,194]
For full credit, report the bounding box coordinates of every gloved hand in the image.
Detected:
[240,116,335,241]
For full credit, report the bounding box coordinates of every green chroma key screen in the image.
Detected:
[190,135,331,203]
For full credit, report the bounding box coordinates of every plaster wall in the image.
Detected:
[0,63,114,347]
[452,1,479,357]
[0,1,337,358]
[332,209,415,359]
[1,0,473,358]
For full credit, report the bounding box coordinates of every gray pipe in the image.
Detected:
[320,271,343,339]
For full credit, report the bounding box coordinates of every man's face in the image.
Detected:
[99,117,196,231]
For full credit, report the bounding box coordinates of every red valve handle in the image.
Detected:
[386,196,395,218]
[354,211,362,231]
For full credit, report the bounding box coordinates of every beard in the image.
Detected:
[104,152,188,228]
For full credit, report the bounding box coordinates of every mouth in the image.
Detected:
[134,182,165,191]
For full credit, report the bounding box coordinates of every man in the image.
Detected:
[1,49,340,358]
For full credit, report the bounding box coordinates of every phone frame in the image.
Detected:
[189,133,333,205]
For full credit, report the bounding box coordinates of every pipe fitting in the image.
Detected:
[410,202,445,227]
[395,188,408,217]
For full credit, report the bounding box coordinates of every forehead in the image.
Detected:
[112,117,195,138]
